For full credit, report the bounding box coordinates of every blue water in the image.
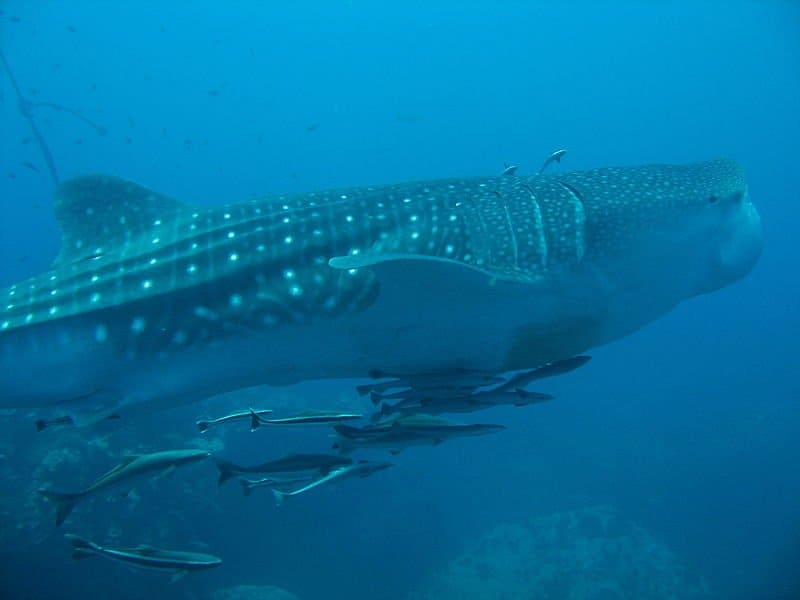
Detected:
[1,2,798,599]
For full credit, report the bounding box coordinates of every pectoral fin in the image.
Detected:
[169,570,187,583]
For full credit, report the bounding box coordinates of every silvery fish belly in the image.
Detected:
[0,159,762,417]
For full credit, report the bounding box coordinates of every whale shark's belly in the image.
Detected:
[0,256,665,414]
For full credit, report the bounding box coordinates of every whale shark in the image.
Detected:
[0,159,762,423]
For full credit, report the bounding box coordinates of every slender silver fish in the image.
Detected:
[238,475,316,497]
[369,386,478,405]
[65,534,221,582]
[358,369,504,398]
[539,148,568,174]
[38,448,210,526]
[214,453,352,487]
[502,164,518,176]
[271,460,393,506]
[492,355,591,392]
[333,416,505,454]
[254,409,363,427]
[196,408,273,433]
[377,388,552,419]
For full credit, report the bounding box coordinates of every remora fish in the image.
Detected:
[214,453,351,487]
[0,161,762,421]
[255,409,363,426]
[333,416,505,454]
[358,368,504,398]
[374,386,476,400]
[38,449,210,526]
[492,355,591,393]
[539,149,568,174]
[238,475,315,497]
[64,534,221,582]
[196,407,273,433]
[271,460,393,506]
[377,388,552,419]
[369,386,472,406]
[369,357,581,415]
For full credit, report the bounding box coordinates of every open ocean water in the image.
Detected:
[0,2,798,599]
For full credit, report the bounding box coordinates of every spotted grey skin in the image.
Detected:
[0,160,762,420]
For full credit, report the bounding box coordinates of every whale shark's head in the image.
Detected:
[566,159,762,298]
[659,159,762,296]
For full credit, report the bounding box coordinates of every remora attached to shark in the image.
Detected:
[0,160,762,421]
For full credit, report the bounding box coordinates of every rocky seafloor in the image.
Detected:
[407,505,713,600]
[206,584,300,600]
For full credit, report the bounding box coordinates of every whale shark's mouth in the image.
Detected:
[711,190,763,292]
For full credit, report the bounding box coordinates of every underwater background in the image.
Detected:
[0,2,798,599]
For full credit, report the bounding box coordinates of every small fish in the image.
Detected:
[333,415,505,455]
[331,424,438,454]
[470,388,553,407]
[358,368,503,397]
[271,460,392,506]
[208,89,220,97]
[214,453,352,487]
[21,161,39,173]
[376,388,552,419]
[539,149,568,174]
[238,475,315,497]
[35,415,74,431]
[502,163,518,176]
[196,408,273,433]
[370,386,471,405]
[255,409,362,427]
[64,534,221,582]
[38,449,210,526]
[34,389,119,431]
[67,25,77,33]
[305,123,320,132]
[493,355,591,392]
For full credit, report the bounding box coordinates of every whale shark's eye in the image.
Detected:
[708,195,719,205]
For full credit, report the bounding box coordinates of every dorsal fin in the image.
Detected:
[52,175,189,266]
